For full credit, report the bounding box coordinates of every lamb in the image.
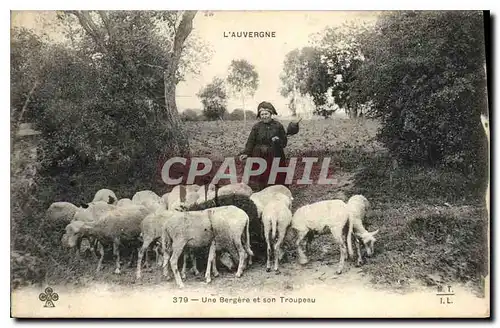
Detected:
[63,204,150,274]
[186,192,260,266]
[346,195,379,266]
[57,201,116,258]
[160,205,253,288]
[92,188,117,204]
[44,202,81,255]
[261,193,293,272]
[291,199,351,274]
[250,185,293,218]
[136,210,179,279]
[72,201,116,223]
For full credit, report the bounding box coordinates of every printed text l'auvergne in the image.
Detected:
[223,31,276,38]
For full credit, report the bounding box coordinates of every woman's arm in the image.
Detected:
[242,125,257,155]
[278,123,288,149]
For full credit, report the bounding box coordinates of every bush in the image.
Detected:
[180,108,202,121]
[364,211,488,293]
[356,11,488,177]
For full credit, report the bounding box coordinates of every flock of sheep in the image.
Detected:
[45,182,379,288]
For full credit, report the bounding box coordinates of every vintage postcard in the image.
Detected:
[10,9,490,318]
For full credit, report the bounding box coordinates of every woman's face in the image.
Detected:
[260,110,272,122]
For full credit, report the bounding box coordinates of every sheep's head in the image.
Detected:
[61,221,86,249]
[356,229,379,257]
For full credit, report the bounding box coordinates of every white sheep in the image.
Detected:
[92,188,118,204]
[258,185,293,199]
[132,190,162,205]
[261,193,293,272]
[217,182,253,197]
[161,193,170,208]
[346,195,379,266]
[136,209,201,280]
[250,185,293,218]
[116,198,133,207]
[132,190,167,213]
[291,199,350,274]
[72,201,116,223]
[160,205,253,288]
[45,202,79,225]
[64,204,151,274]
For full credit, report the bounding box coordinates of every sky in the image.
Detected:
[10,10,380,117]
[177,11,380,116]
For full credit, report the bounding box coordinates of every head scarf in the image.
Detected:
[257,101,278,118]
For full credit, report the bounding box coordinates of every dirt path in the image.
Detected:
[11,259,489,318]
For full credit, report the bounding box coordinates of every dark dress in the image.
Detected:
[241,119,289,190]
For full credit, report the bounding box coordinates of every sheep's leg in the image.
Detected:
[161,231,172,280]
[74,237,82,260]
[211,251,219,277]
[332,231,347,274]
[273,226,287,272]
[96,241,105,273]
[154,243,161,267]
[127,246,137,268]
[355,237,364,267]
[346,221,354,260]
[143,248,150,269]
[181,251,188,280]
[263,220,272,272]
[190,253,200,276]
[205,241,217,283]
[136,238,152,279]
[295,229,309,265]
[170,240,187,288]
[90,238,99,261]
[234,239,248,278]
[113,238,121,274]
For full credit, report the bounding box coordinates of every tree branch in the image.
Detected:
[98,11,113,39]
[69,10,108,54]
[16,81,39,130]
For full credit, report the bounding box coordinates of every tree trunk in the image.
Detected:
[163,73,190,158]
[161,11,197,158]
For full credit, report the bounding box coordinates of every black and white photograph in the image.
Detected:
[10,8,491,318]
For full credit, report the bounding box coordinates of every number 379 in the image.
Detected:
[173,297,189,303]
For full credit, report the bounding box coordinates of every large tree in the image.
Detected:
[67,10,197,157]
[280,47,331,117]
[355,11,488,170]
[197,77,228,121]
[227,59,259,124]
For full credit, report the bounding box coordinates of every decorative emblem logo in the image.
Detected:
[39,287,59,308]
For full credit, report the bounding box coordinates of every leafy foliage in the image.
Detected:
[280,47,332,117]
[353,11,488,172]
[10,11,204,287]
[197,77,228,120]
[227,59,259,97]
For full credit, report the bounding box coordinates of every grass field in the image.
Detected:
[12,116,489,297]
[187,117,488,295]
